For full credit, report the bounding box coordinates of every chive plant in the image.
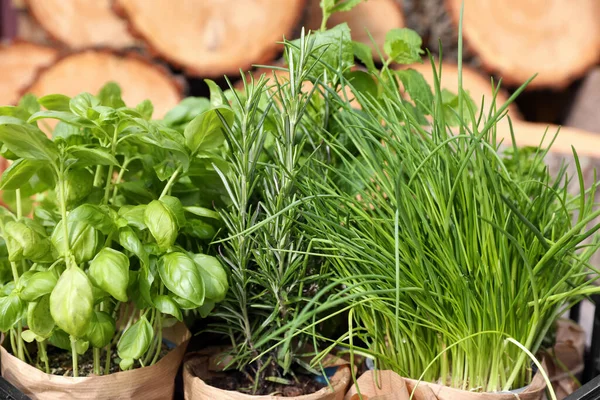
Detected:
[248,21,600,391]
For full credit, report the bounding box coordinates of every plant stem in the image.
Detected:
[111,157,131,204]
[93,347,101,375]
[93,165,104,187]
[38,341,50,374]
[159,165,182,198]
[103,125,120,204]
[151,314,163,365]
[70,336,79,377]
[104,344,112,375]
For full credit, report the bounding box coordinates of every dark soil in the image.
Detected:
[40,343,170,377]
[203,370,325,396]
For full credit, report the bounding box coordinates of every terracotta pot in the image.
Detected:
[183,347,351,400]
[1,323,190,400]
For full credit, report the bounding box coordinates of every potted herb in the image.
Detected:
[181,3,376,397]
[0,83,228,399]
[280,18,600,400]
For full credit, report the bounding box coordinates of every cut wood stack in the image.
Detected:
[25,50,183,118]
[444,0,600,89]
[113,0,306,77]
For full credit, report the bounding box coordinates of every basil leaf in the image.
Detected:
[118,226,149,267]
[27,294,54,338]
[159,252,205,306]
[51,221,100,263]
[70,92,100,118]
[193,254,228,302]
[136,99,154,120]
[28,111,94,128]
[184,106,234,155]
[0,294,23,331]
[0,116,58,162]
[0,159,43,190]
[86,311,116,349]
[183,206,220,220]
[159,195,186,229]
[118,205,147,230]
[68,204,115,235]
[117,317,152,365]
[68,146,119,167]
[144,200,177,251]
[89,248,130,302]
[97,82,126,109]
[49,266,94,337]
[19,271,57,302]
[38,94,71,111]
[153,295,182,321]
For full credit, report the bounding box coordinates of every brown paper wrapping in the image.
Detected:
[546,319,586,398]
[1,322,191,400]
[183,347,351,400]
[345,368,546,400]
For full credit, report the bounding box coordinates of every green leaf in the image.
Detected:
[159,252,205,306]
[118,205,147,230]
[0,159,44,190]
[74,339,89,355]
[0,116,58,162]
[68,204,115,235]
[27,294,54,338]
[192,254,228,302]
[21,330,43,343]
[383,28,423,64]
[19,271,57,301]
[352,41,376,72]
[70,92,100,118]
[4,220,52,262]
[51,221,100,263]
[197,301,215,318]
[53,122,80,140]
[330,0,363,13]
[159,195,186,229]
[50,266,94,337]
[346,70,378,100]
[97,82,126,109]
[183,206,220,220]
[18,94,40,116]
[153,295,182,321]
[396,68,434,115]
[185,219,216,240]
[86,311,116,348]
[289,23,354,79]
[38,94,71,112]
[28,111,94,128]
[118,226,149,267]
[205,79,228,107]
[136,99,154,120]
[162,97,210,128]
[144,200,178,251]
[0,294,23,331]
[89,248,130,302]
[184,106,234,155]
[68,146,119,167]
[49,329,71,351]
[117,317,153,364]
[63,168,94,208]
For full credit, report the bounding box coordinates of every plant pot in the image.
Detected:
[345,368,547,400]
[546,319,586,397]
[1,323,190,400]
[183,347,351,400]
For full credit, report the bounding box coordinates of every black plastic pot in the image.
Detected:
[0,376,29,400]
[565,374,600,400]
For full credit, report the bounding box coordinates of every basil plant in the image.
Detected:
[0,84,228,376]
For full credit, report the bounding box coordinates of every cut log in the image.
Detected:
[24,0,136,48]
[0,41,58,105]
[114,0,305,77]
[399,62,522,120]
[24,50,183,118]
[444,0,600,89]
[304,0,405,61]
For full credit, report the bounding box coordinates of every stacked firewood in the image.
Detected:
[0,0,599,146]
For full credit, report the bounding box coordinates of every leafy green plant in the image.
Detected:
[267,23,600,394]
[0,83,228,376]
